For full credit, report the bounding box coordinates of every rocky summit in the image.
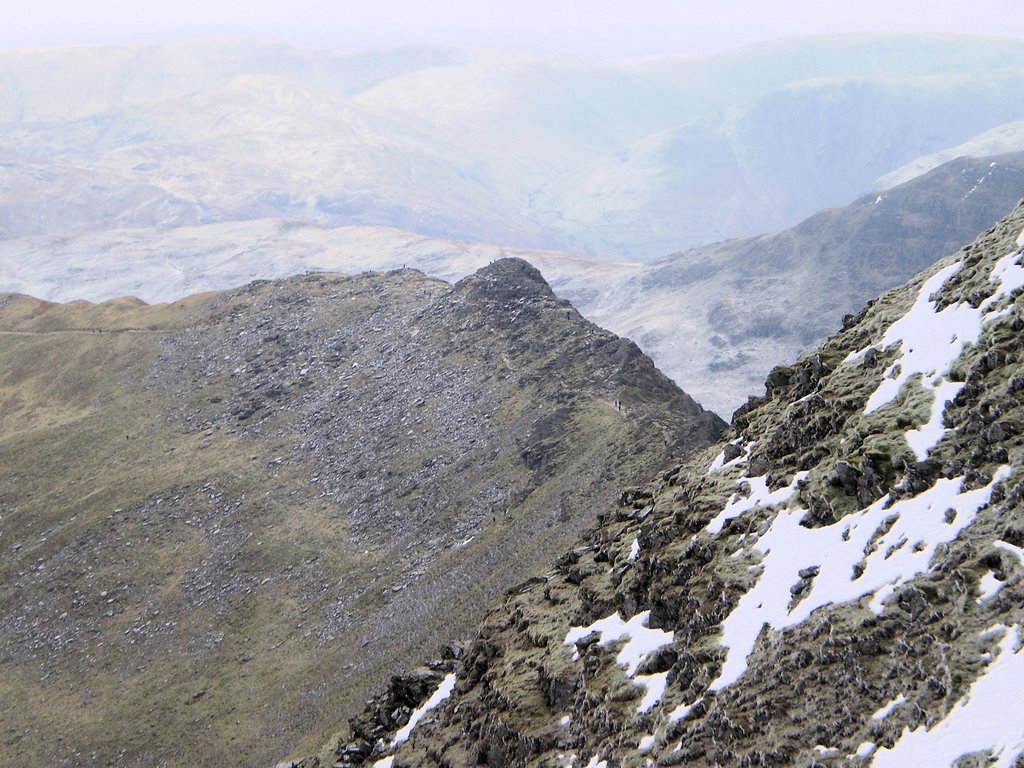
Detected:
[0,259,723,768]
[314,204,1024,768]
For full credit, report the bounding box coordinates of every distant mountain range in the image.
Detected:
[581,151,1024,415]
[2,35,1024,258]
[5,150,1023,416]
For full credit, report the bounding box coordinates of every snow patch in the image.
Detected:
[708,450,727,473]
[634,672,669,713]
[669,698,700,723]
[986,244,1024,301]
[850,242,1024,461]
[872,694,908,721]
[564,611,673,675]
[628,537,641,561]
[391,673,456,746]
[873,626,1024,768]
[373,758,394,768]
[708,438,749,474]
[584,755,608,768]
[564,611,674,711]
[978,571,1005,602]
[855,741,876,757]
[638,735,656,752]
[709,467,1010,691]
[996,540,1024,567]
[705,472,808,535]
[963,171,992,200]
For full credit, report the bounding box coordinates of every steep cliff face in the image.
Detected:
[0,260,722,768]
[325,205,1024,768]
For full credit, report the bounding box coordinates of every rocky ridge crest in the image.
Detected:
[0,260,722,768]
[315,204,1024,768]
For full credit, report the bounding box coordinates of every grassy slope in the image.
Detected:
[0,265,721,767]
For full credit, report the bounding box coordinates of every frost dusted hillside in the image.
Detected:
[311,203,1024,767]
[2,35,1024,258]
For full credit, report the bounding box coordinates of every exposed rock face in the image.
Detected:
[0,260,722,768]
[324,206,1024,767]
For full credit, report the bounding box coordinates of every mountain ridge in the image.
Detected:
[4,150,1023,418]
[0,261,722,768]
[307,202,1024,768]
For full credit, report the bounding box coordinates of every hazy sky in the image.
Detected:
[5,0,1024,58]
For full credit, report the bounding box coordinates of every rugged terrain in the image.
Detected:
[312,204,1024,767]
[0,260,723,767]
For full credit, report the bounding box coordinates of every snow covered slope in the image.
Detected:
[876,120,1024,190]
[311,202,1024,768]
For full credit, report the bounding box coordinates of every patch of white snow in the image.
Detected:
[705,472,808,535]
[708,450,727,473]
[708,438,749,474]
[709,467,1010,691]
[978,571,1005,603]
[996,540,1024,567]
[872,694,908,720]
[849,241,1024,461]
[855,741,876,757]
[564,611,673,676]
[628,537,641,562]
[391,673,456,746]
[564,611,674,712]
[634,672,669,713]
[669,698,700,723]
[873,626,1024,768]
